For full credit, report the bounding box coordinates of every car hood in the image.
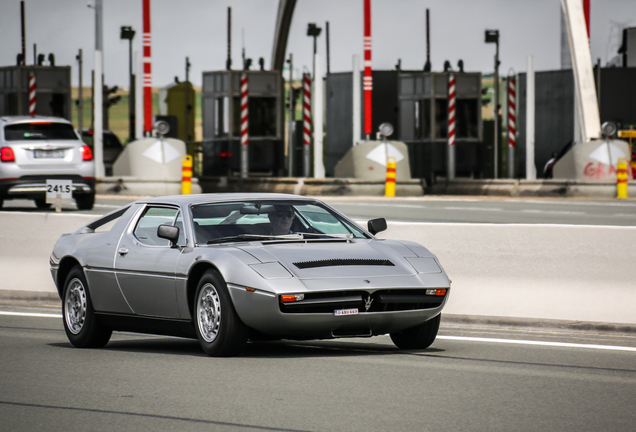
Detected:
[236,239,422,279]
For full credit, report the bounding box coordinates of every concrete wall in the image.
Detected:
[2,211,635,325]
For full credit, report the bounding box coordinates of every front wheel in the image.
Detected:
[390,314,441,350]
[34,199,51,209]
[62,266,111,348]
[194,270,248,357]
[75,194,95,210]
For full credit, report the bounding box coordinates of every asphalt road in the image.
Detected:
[1,310,635,432]
[2,195,635,226]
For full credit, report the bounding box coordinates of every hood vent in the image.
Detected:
[293,258,395,270]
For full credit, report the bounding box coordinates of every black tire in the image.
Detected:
[0,199,3,208]
[193,270,248,357]
[75,194,95,210]
[34,199,51,209]
[390,314,441,350]
[62,266,112,348]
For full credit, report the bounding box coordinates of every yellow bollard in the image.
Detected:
[617,157,628,199]
[182,155,193,195]
[385,157,396,197]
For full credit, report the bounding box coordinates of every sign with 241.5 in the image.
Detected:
[46,179,72,199]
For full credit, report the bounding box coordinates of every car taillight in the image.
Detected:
[81,145,93,161]
[1,147,15,162]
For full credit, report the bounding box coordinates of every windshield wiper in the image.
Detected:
[207,234,297,244]
[298,232,353,239]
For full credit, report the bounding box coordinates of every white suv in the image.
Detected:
[0,116,96,210]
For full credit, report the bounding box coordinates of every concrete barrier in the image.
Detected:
[377,222,636,325]
[1,212,635,326]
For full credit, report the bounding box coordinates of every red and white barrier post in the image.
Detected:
[142,0,152,136]
[507,75,517,178]
[447,72,456,179]
[240,73,249,178]
[302,73,312,177]
[363,0,373,139]
[28,72,36,116]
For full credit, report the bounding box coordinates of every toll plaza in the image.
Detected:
[326,70,483,184]
[0,65,72,120]
[201,70,284,177]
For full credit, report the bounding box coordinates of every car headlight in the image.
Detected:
[249,262,293,279]
[405,257,442,274]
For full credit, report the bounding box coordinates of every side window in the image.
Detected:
[133,206,180,246]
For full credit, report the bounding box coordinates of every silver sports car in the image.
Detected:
[50,193,450,356]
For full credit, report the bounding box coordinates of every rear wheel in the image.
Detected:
[75,193,95,210]
[390,314,441,350]
[62,266,111,348]
[34,199,51,209]
[194,270,248,357]
[0,199,3,208]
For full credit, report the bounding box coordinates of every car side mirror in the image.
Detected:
[367,218,387,235]
[157,224,180,246]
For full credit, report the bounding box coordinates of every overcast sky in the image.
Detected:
[1,0,634,87]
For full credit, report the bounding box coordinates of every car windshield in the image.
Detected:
[4,122,78,141]
[191,200,369,245]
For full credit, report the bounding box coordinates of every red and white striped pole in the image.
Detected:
[240,73,249,178]
[302,73,312,177]
[363,0,373,139]
[142,0,152,135]
[28,72,36,116]
[507,75,516,178]
[447,72,456,179]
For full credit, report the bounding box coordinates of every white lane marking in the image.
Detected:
[94,204,123,208]
[1,311,634,352]
[520,209,585,215]
[340,202,426,209]
[382,221,636,229]
[438,335,636,352]
[0,311,61,318]
[0,211,95,218]
[613,213,636,218]
[443,206,502,212]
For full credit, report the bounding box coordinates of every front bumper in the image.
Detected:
[229,284,450,339]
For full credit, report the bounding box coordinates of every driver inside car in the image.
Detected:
[268,205,295,235]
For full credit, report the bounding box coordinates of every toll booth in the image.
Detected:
[515,67,636,179]
[159,80,196,142]
[201,70,284,176]
[0,65,72,120]
[326,70,483,183]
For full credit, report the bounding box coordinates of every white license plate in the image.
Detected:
[34,150,64,159]
[334,308,359,316]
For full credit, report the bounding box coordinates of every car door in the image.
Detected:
[114,204,185,318]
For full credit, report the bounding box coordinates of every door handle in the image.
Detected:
[118,248,129,256]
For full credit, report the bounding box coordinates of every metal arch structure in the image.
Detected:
[271,0,297,71]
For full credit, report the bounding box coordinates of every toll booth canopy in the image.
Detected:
[0,66,72,120]
[201,70,284,177]
[326,70,482,183]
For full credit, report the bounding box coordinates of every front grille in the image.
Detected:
[279,289,446,314]
[293,258,394,270]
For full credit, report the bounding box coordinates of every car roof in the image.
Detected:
[137,193,320,207]
[0,116,72,125]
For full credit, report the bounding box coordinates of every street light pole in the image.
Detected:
[76,49,83,135]
[306,23,322,78]
[120,26,136,142]
[485,29,500,179]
